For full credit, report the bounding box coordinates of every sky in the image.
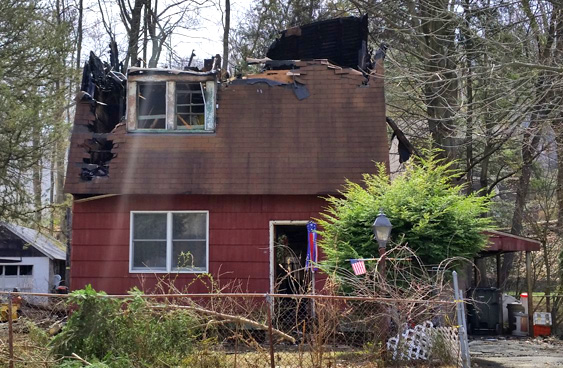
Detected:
[81,0,250,68]
[177,0,248,61]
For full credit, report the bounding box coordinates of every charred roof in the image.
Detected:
[266,15,370,70]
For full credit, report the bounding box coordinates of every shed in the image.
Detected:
[0,223,66,294]
[472,230,541,336]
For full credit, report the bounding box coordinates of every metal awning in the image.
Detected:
[482,230,541,254]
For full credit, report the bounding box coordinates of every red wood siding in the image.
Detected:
[71,194,326,294]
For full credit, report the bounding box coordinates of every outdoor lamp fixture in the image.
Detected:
[372,209,393,249]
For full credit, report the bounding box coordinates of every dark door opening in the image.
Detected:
[273,224,313,332]
[273,224,311,294]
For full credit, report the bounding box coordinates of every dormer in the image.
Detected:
[126,67,217,133]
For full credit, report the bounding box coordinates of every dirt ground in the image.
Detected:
[471,336,563,367]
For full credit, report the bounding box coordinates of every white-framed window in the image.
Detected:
[127,77,216,133]
[175,82,206,130]
[0,265,33,277]
[129,211,209,273]
[137,82,167,129]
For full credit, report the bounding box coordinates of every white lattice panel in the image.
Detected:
[387,321,460,365]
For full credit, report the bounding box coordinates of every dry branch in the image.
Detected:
[71,353,92,365]
[151,303,296,343]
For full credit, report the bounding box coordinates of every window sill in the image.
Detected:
[129,269,208,274]
[127,129,216,135]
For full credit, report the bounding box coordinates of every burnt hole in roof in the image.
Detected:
[266,15,371,71]
[79,137,115,181]
[81,52,126,133]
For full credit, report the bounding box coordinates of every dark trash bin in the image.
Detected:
[467,288,501,334]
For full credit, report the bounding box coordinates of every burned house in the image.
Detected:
[64,16,390,294]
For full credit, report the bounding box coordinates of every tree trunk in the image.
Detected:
[222,0,230,72]
[419,0,459,163]
[146,0,164,68]
[555,9,563,229]
[500,115,542,286]
[542,239,551,312]
[125,0,144,69]
[501,0,558,287]
[463,0,474,193]
[32,126,42,224]
[557,128,563,228]
[49,144,56,233]
[143,0,148,67]
[75,0,83,71]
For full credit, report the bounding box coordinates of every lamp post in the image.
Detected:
[372,209,392,277]
[372,209,392,353]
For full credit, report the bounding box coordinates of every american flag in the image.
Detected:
[350,259,366,275]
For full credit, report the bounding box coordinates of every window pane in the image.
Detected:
[138,117,166,129]
[176,83,205,130]
[172,241,206,269]
[192,93,204,104]
[177,106,191,114]
[133,213,167,240]
[173,213,206,239]
[19,265,33,276]
[5,266,17,276]
[133,241,167,269]
[190,115,205,126]
[192,104,204,114]
[0,266,3,275]
[138,83,166,129]
[176,114,193,129]
[177,82,201,93]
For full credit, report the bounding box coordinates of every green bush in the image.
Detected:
[50,285,201,367]
[318,152,492,269]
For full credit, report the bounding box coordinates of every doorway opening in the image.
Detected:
[273,224,310,294]
[270,221,314,331]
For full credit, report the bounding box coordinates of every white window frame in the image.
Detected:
[129,211,209,273]
[127,76,217,133]
[0,265,34,277]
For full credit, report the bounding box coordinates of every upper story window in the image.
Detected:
[176,82,205,130]
[127,69,217,133]
[137,82,166,129]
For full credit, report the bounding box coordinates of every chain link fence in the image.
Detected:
[0,289,464,367]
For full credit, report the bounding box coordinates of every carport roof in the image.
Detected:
[483,230,541,253]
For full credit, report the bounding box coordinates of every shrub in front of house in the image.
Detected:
[318,151,492,270]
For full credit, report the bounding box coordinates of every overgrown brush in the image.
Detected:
[50,285,203,367]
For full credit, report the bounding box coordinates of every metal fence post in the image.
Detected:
[458,289,471,367]
[8,292,14,368]
[453,271,470,368]
[266,294,275,368]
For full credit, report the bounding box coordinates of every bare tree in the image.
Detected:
[92,0,210,69]
[222,0,230,72]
